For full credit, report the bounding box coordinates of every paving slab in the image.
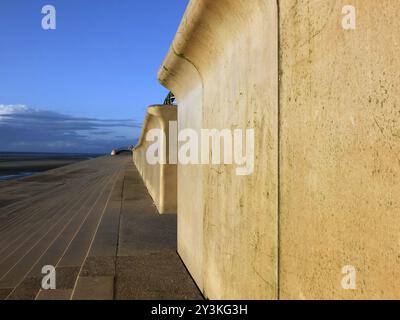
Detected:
[36,289,73,300]
[0,288,12,300]
[6,276,41,300]
[80,256,116,277]
[115,253,203,300]
[54,266,81,290]
[0,155,202,300]
[72,276,114,300]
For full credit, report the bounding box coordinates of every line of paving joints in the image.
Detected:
[4,172,113,298]
[31,171,116,300]
[113,170,125,300]
[0,176,92,244]
[0,176,101,260]
[69,169,123,300]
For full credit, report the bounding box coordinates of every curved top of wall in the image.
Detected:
[157,0,271,100]
[134,105,177,150]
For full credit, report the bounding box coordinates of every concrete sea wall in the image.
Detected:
[133,0,400,299]
[158,0,279,299]
[279,0,400,299]
[133,105,177,214]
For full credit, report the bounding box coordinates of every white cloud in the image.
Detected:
[0,104,29,117]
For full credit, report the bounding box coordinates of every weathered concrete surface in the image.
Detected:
[157,0,400,299]
[279,0,400,299]
[133,105,177,214]
[159,52,205,291]
[159,0,279,299]
[0,155,201,300]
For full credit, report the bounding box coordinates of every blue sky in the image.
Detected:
[0,0,188,153]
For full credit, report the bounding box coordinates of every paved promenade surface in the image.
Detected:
[0,155,202,300]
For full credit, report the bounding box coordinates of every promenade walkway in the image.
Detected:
[0,155,202,300]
